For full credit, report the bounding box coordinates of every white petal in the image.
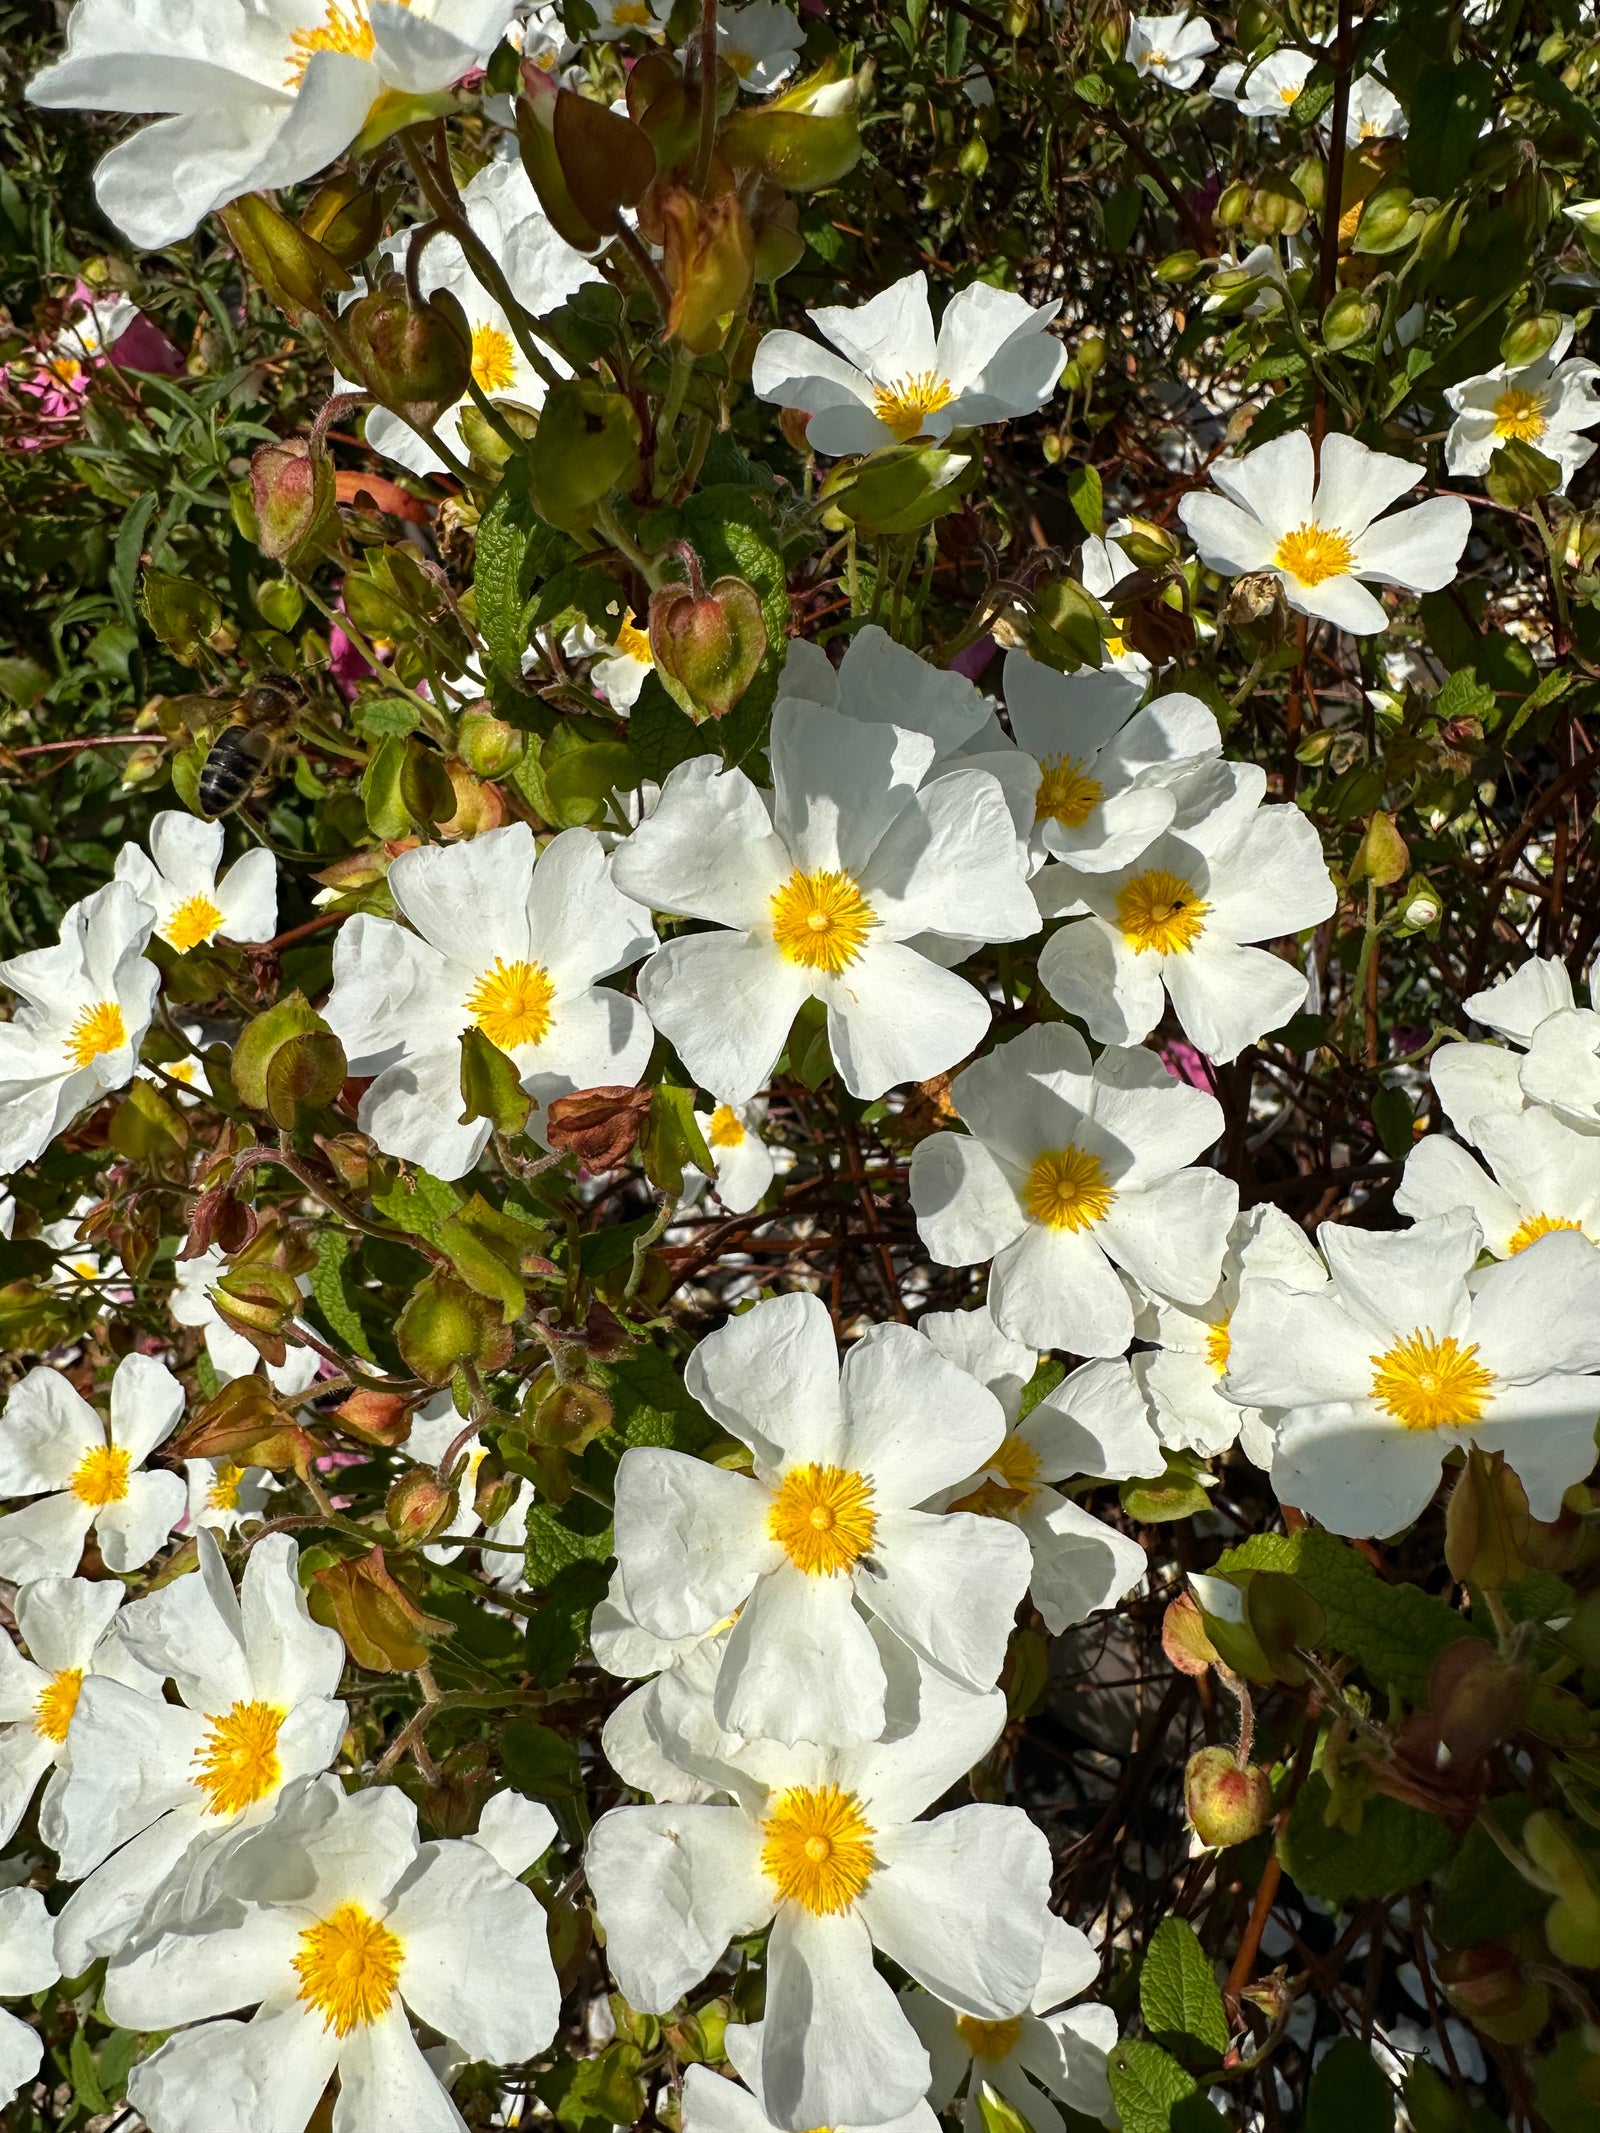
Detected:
[685,1290,845,1473]
[1098,1169,1236,1307]
[843,1323,1006,1503]
[637,932,812,1106]
[473,1790,558,1879]
[586,1803,770,2011]
[334,2005,465,2133]
[611,756,794,927]
[910,1130,1027,1266]
[760,1904,931,2131]
[858,1507,1031,1693]
[127,2006,341,2133]
[863,1805,1049,2016]
[1023,1493,1147,1635]
[714,1568,887,1746]
[0,1367,99,1493]
[93,1467,187,1572]
[1038,917,1166,1047]
[1351,496,1472,591]
[1163,936,1307,1063]
[1271,1402,1446,1537]
[0,1494,96,1585]
[385,1839,559,2061]
[613,1449,776,1641]
[989,1224,1134,1357]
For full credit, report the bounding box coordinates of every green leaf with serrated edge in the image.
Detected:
[1106,2042,1227,2133]
[1407,61,1495,196]
[474,460,567,680]
[1211,1530,1483,1703]
[629,673,707,784]
[370,1166,465,1245]
[1306,2038,1395,2133]
[1140,1919,1229,2060]
[309,1229,377,1363]
[70,2028,108,2113]
[523,1491,614,1589]
[1279,1775,1453,1902]
[603,1343,715,1452]
[1431,1796,1545,1949]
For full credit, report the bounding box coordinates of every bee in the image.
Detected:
[196,677,301,819]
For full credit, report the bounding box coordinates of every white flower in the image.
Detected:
[1212,50,1313,124]
[586,1694,1050,2133]
[918,1308,1155,1633]
[39,1193,124,1297]
[701,1096,779,1213]
[1202,241,1288,318]
[1126,12,1218,91]
[1037,763,1337,1062]
[1226,1211,1600,1537]
[612,1290,1032,1747]
[1130,1202,1327,1464]
[109,1773,560,2133]
[909,1025,1235,1358]
[141,1018,213,1105]
[114,809,277,953]
[0,1887,59,2109]
[171,1244,320,1397]
[778,626,994,760]
[1345,73,1406,145]
[39,291,140,389]
[27,0,516,249]
[718,1,804,92]
[1427,954,1577,1142]
[1004,650,1222,878]
[1080,527,1156,674]
[0,1353,186,1583]
[566,608,657,712]
[51,1530,347,1972]
[610,700,1037,1103]
[1397,1110,1600,1260]
[0,1576,160,1854]
[0,880,158,1172]
[358,158,598,478]
[751,269,1066,456]
[185,1456,278,1535]
[590,0,673,36]
[324,822,656,1179]
[1563,197,1600,239]
[400,1391,534,1593]
[904,1914,1117,2133]
[1445,321,1600,492]
[1179,430,1472,635]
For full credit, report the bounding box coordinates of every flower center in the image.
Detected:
[957,2014,1025,2061]
[293,1903,404,2035]
[871,370,954,441]
[65,1000,127,1069]
[285,1,377,88]
[614,609,654,665]
[708,1103,747,1149]
[1024,1144,1115,1231]
[770,869,876,974]
[70,1443,130,1507]
[1507,1211,1587,1254]
[1493,387,1547,443]
[761,1784,877,1914]
[949,1433,1044,1519]
[1117,867,1210,955]
[34,1667,84,1744]
[192,1699,287,1817]
[1206,1314,1232,1373]
[612,2,655,23]
[1273,521,1354,587]
[1370,1330,1493,1431]
[163,893,224,953]
[471,323,517,396]
[1144,48,1169,68]
[207,1462,245,1511]
[467,957,554,1052]
[45,354,85,389]
[1035,754,1104,829]
[768,1463,877,1575]
[728,46,755,77]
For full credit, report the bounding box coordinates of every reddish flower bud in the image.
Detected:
[1185,1746,1273,1847]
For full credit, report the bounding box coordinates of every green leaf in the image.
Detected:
[1370,1084,1415,1161]
[113,489,159,629]
[525,1557,611,1685]
[309,1229,377,1363]
[1211,1529,1483,1703]
[1306,2039,1395,2133]
[474,459,567,680]
[1067,464,1103,538]
[603,1342,715,1453]
[523,1490,614,1589]
[502,1716,582,1800]
[1280,1775,1453,1902]
[1407,62,1495,197]
[639,1084,714,1196]
[1431,1796,1545,1948]
[70,2028,109,2114]
[629,672,709,784]
[1140,1919,1229,2061]
[371,1166,465,1245]
[1121,1456,1211,1524]
[543,739,637,827]
[1106,2041,1227,2133]
[1535,2032,1600,2133]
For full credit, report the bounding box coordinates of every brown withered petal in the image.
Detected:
[545,1085,653,1170]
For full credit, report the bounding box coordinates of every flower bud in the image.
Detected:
[1185,1746,1273,1847]
[1436,1946,1549,2046]
[518,65,657,254]
[1445,1448,1530,1586]
[344,278,473,431]
[658,188,757,356]
[1354,182,1422,254]
[1291,155,1326,215]
[250,439,338,568]
[1523,1810,1600,1968]
[1501,310,1563,369]
[232,993,346,1127]
[1349,810,1410,889]
[335,1388,415,1448]
[174,1374,321,1476]
[1076,332,1107,378]
[218,194,352,321]
[1154,250,1202,284]
[1116,516,1180,569]
[457,704,526,778]
[718,60,865,192]
[387,1465,459,1546]
[459,1024,534,1139]
[474,1451,519,1528]
[528,380,642,532]
[438,759,509,840]
[821,442,975,537]
[1322,287,1381,351]
[649,564,769,720]
[1246,175,1309,239]
[300,173,388,267]
[1215,179,1253,227]
[1027,576,1107,672]
[397,1272,514,1386]
[309,1545,452,1672]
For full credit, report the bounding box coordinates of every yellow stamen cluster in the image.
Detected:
[65,1000,127,1069]
[471,324,517,396]
[950,1433,1044,1519]
[1023,1145,1115,1232]
[1273,522,1355,588]
[293,1903,404,2034]
[770,869,876,974]
[1116,867,1210,956]
[614,610,654,665]
[70,1443,130,1508]
[761,1784,877,1914]
[192,1700,287,1817]
[708,1104,747,1149]
[871,370,954,441]
[1035,754,1104,830]
[957,2014,1025,2061]
[164,894,224,953]
[467,958,554,1052]
[285,1,376,88]
[1492,387,1548,443]
[207,1462,245,1512]
[1369,1330,1493,1431]
[1506,1211,1586,1254]
[34,1668,84,1744]
[768,1464,877,1576]
[1205,1314,1233,1373]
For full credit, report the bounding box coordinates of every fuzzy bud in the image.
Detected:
[396,1272,515,1386]
[300,173,387,267]
[457,704,526,779]
[249,440,338,567]
[649,564,768,721]
[1185,1746,1273,1847]
[386,1465,459,1546]
[344,278,473,431]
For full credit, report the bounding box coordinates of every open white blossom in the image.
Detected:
[1212,50,1312,123]
[0,1576,160,1854]
[591,0,673,36]
[611,700,1037,1103]
[1038,763,1337,1062]
[1397,1108,1600,1259]
[1179,431,1472,635]
[184,1456,278,1535]
[110,1774,560,2133]
[1446,320,1600,492]
[1345,73,1406,144]
[0,1888,59,2109]
[1427,954,1578,1142]
[0,1353,186,1583]
[718,0,804,92]
[0,879,158,1173]
[752,269,1066,456]
[918,1309,1154,1633]
[611,1289,1031,1746]
[324,821,656,1179]
[357,157,598,478]
[400,1391,535,1593]
[1126,12,1217,91]
[904,1913,1117,2133]
[26,0,515,249]
[587,1689,1049,2133]
[1130,1201,1327,1464]
[1225,1212,1600,1537]
[172,1244,321,1397]
[909,1025,1235,1358]
[567,608,657,712]
[51,1530,347,1973]
[114,809,276,954]
[700,1095,779,1214]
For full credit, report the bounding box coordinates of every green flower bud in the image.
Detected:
[232,994,343,1122]
[386,1465,459,1546]
[718,60,865,193]
[344,278,473,432]
[1500,309,1563,369]
[649,563,769,721]
[1185,1746,1273,1847]
[1215,179,1253,227]
[1154,250,1203,284]
[457,705,526,779]
[300,173,388,267]
[250,439,338,568]
[397,1272,514,1386]
[528,380,643,532]
[1322,286,1380,350]
[218,194,352,322]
